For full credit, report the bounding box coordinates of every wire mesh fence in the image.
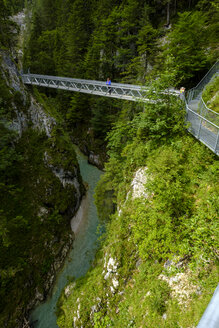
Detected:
[186,61,219,155]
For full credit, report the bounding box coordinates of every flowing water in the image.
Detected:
[30,147,102,328]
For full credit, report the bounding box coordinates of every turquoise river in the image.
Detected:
[30,147,102,327]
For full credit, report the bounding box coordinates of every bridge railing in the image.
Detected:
[21,73,151,101]
[185,60,219,155]
[21,73,180,102]
[197,284,219,328]
[187,60,219,103]
[186,103,219,154]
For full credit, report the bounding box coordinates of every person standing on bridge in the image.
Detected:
[179,87,185,100]
[106,77,112,94]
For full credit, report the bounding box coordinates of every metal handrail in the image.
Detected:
[22,73,146,90]
[185,60,219,155]
[197,284,219,328]
[195,60,219,90]
[186,105,219,129]
[201,97,219,116]
[21,73,179,103]
[187,61,219,106]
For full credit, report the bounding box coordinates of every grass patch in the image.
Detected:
[202,75,219,113]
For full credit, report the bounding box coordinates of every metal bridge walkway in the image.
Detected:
[21,73,179,102]
[185,60,219,156]
[21,63,219,156]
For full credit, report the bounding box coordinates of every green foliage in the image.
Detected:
[65,0,92,77]
[0,0,12,47]
[66,93,89,125]
[106,121,136,159]
[164,11,209,86]
[80,58,219,328]
[58,139,218,326]
[197,1,219,62]
[0,123,80,326]
[123,5,158,82]
[95,157,123,221]
[59,126,218,327]
[5,0,25,14]
[202,75,219,113]
[90,97,120,138]
[147,279,170,315]
[93,312,112,328]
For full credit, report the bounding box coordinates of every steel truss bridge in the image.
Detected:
[21,74,179,102]
[21,64,219,156]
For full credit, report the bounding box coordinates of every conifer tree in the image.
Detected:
[0,0,10,46]
[165,11,208,86]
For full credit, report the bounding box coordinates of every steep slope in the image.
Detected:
[57,78,219,328]
[202,74,219,113]
[0,51,85,327]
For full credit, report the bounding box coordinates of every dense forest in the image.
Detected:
[0,0,219,327]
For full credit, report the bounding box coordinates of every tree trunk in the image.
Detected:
[188,0,191,9]
[167,1,170,26]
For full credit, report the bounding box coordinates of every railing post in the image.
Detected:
[197,284,219,328]
[188,90,192,103]
[187,91,191,103]
[197,117,203,139]
[189,90,192,102]
[214,129,219,153]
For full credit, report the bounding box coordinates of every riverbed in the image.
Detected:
[30,147,102,328]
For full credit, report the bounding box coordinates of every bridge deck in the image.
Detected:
[21,73,179,102]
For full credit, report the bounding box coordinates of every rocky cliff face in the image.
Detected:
[1,51,55,136]
[0,51,85,328]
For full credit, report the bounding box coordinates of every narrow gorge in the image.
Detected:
[0,50,85,327]
[0,1,218,328]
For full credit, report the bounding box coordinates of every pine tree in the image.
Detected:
[0,0,10,47]
[165,11,208,86]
